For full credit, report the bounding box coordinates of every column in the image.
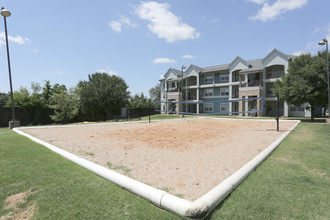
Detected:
[228,85,232,115]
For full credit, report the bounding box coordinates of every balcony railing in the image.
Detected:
[266,71,283,79]
[247,80,262,87]
[187,95,197,100]
[232,93,239,99]
[168,88,178,92]
[187,81,197,86]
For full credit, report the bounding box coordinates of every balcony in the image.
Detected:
[266,65,284,79]
[266,71,283,79]
[248,79,262,87]
[168,88,178,92]
[187,79,197,86]
[187,95,197,101]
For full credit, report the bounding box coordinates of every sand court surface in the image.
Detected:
[24,118,297,201]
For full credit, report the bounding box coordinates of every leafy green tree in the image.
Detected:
[149,83,161,108]
[6,84,45,110]
[0,92,10,107]
[49,89,79,124]
[274,52,328,121]
[42,80,67,106]
[6,87,31,108]
[128,93,149,108]
[77,73,130,120]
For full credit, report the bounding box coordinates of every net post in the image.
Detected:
[148,99,151,123]
[276,93,280,131]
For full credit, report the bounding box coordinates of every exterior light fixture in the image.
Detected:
[1,7,20,128]
[318,38,329,121]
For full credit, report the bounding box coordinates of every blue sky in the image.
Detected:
[0,0,329,96]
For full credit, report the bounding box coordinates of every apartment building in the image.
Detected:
[160,49,315,117]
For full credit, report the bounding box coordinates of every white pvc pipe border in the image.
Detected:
[13,119,300,219]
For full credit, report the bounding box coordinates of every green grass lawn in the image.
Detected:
[208,122,330,219]
[1,121,329,219]
[0,128,180,220]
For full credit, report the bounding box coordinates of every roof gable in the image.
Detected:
[263,49,290,67]
[263,49,289,63]
[185,65,203,77]
[229,56,249,72]
[230,56,249,67]
[164,68,181,80]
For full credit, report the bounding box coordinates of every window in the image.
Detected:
[290,104,305,112]
[220,103,229,112]
[267,66,284,78]
[204,103,213,112]
[267,89,273,95]
[220,74,229,82]
[171,82,176,88]
[232,86,239,98]
[204,88,213,97]
[240,74,245,81]
[267,71,272,78]
[204,74,213,84]
[232,71,240,82]
[220,87,229,97]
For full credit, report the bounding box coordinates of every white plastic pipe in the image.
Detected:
[13,119,300,219]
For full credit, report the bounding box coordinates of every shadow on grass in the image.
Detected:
[284,117,327,123]
[203,194,232,220]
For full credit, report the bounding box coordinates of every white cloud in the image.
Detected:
[120,16,138,28]
[153,58,176,64]
[326,23,330,41]
[247,0,266,4]
[293,51,307,56]
[312,27,321,36]
[249,0,308,22]
[135,1,200,43]
[97,66,119,75]
[182,54,196,59]
[0,32,30,45]
[109,21,122,32]
[211,18,221,23]
[159,74,165,79]
[109,16,138,32]
[53,70,63,75]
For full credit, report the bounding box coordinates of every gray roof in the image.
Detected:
[239,59,263,73]
[169,68,182,76]
[163,49,294,79]
[202,63,229,73]
[190,64,204,72]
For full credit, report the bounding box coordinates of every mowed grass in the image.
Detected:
[0,128,179,219]
[0,121,329,219]
[208,122,330,219]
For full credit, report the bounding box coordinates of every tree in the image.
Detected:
[6,84,45,110]
[149,83,161,109]
[77,73,130,120]
[6,87,32,109]
[149,83,161,102]
[128,93,149,108]
[0,92,9,107]
[49,89,79,124]
[274,52,328,121]
[42,80,67,106]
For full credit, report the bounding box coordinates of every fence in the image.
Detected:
[0,107,53,127]
[0,107,158,127]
